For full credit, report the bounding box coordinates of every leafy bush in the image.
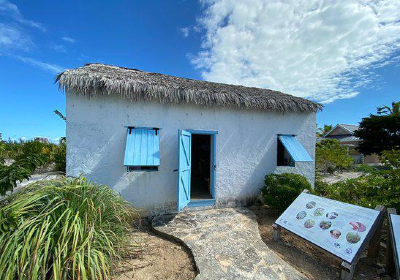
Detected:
[262,173,312,212]
[0,139,60,164]
[0,140,24,160]
[315,170,400,211]
[17,140,49,160]
[380,149,400,169]
[316,139,353,174]
[0,176,137,280]
[52,141,66,172]
[0,155,46,196]
[314,179,330,196]
[352,164,388,173]
[0,139,67,195]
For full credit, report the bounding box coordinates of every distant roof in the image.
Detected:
[325,135,360,142]
[324,124,359,137]
[56,63,322,113]
[339,124,359,133]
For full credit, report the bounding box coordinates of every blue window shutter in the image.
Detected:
[124,128,160,166]
[278,135,313,162]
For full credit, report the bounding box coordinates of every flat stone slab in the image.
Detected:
[152,208,307,280]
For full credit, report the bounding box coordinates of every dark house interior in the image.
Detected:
[190,134,212,200]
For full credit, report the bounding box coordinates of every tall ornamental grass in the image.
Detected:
[0,177,137,280]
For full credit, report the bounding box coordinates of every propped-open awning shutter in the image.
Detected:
[278,135,313,162]
[124,128,160,166]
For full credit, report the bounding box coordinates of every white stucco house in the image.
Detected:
[57,63,322,213]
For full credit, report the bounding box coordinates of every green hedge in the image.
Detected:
[261,173,312,212]
[315,170,400,211]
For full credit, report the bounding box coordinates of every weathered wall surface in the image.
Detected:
[66,94,316,213]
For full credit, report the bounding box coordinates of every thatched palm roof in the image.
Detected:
[56,63,322,113]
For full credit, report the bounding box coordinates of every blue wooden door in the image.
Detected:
[177,130,191,211]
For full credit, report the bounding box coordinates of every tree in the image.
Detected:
[354,101,400,155]
[377,101,400,116]
[54,109,66,121]
[317,124,333,138]
[316,139,353,174]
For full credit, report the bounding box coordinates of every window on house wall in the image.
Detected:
[277,135,313,167]
[124,127,160,171]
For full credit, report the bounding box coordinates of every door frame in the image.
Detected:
[186,130,217,208]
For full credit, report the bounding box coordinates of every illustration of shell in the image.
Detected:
[330,229,341,239]
[319,220,332,230]
[346,232,361,244]
[326,212,339,220]
[304,219,315,229]
[314,208,324,216]
[296,211,307,220]
[349,222,366,232]
[306,201,316,209]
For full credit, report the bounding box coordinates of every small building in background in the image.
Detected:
[34,137,50,143]
[323,124,380,164]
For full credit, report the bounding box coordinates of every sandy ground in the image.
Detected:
[250,205,394,280]
[114,206,394,280]
[114,219,197,280]
[320,171,364,184]
[113,205,395,280]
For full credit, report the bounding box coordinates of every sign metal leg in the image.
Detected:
[386,208,397,275]
[367,205,385,258]
[272,223,281,241]
[340,261,357,280]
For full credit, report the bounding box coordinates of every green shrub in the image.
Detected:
[315,170,400,211]
[52,141,66,172]
[262,173,312,212]
[15,140,54,163]
[314,179,330,196]
[380,149,400,169]
[0,176,138,280]
[0,155,46,196]
[0,139,67,194]
[353,164,382,173]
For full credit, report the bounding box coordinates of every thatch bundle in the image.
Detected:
[56,63,322,113]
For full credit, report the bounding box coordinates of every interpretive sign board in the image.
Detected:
[275,192,381,263]
[389,213,400,280]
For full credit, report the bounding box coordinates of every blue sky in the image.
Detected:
[0,0,399,141]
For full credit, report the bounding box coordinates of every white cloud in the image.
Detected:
[12,55,65,74]
[0,1,66,74]
[50,44,67,53]
[0,0,42,53]
[180,27,190,37]
[62,36,75,43]
[0,0,45,31]
[193,0,400,104]
[0,23,32,51]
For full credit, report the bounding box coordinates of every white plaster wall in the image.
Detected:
[66,94,316,212]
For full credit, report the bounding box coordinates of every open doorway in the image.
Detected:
[190,134,212,200]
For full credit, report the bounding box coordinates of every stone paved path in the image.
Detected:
[152,208,307,280]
